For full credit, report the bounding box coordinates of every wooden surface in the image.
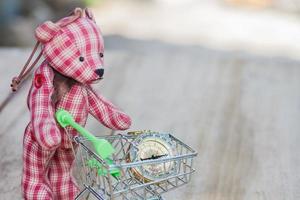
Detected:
[0,35,299,199]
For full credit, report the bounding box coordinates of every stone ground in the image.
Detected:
[1,0,300,200]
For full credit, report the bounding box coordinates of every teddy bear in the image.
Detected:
[14,8,131,200]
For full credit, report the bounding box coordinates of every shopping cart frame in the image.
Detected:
[73,133,197,200]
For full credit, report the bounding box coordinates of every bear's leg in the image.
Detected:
[48,147,79,200]
[22,126,55,200]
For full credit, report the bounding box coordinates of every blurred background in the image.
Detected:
[0,0,300,199]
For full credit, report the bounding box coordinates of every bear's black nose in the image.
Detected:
[95,68,104,78]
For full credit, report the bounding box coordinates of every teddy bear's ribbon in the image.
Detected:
[10,41,43,92]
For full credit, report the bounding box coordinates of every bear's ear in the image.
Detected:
[35,21,60,43]
[85,8,96,22]
[73,7,84,17]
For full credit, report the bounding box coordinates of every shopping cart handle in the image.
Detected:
[55,109,115,159]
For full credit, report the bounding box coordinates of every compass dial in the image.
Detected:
[128,132,177,182]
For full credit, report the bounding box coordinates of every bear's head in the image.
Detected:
[35,8,104,84]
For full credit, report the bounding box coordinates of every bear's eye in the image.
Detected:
[99,53,104,58]
[79,56,85,62]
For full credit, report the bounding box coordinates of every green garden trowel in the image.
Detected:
[55,109,120,177]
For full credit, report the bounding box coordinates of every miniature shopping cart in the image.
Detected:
[56,109,198,200]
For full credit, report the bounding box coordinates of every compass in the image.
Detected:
[127,131,177,182]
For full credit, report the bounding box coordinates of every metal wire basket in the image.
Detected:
[72,131,197,200]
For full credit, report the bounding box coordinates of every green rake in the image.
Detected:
[55,109,120,177]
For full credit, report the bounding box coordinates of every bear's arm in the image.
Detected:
[30,64,61,150]
[86,86,131,130]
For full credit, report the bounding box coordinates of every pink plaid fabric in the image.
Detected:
[22,9,131,200]
[87,86,132,130]
[41,16,105,84]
